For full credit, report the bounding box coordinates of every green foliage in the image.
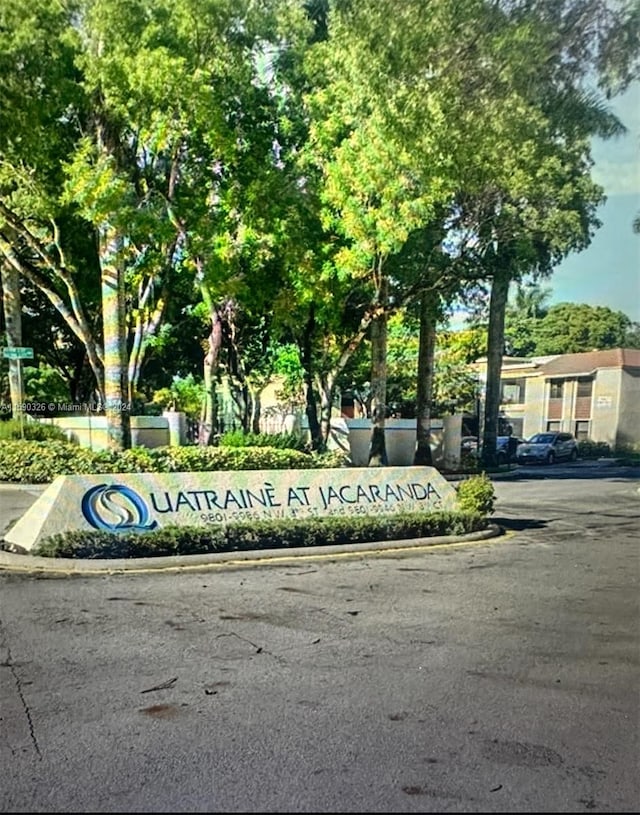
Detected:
[0,441,107,483]
[456,473,496,516]
[577,439,640,464]
[612,442,640,464]
[0,440,344,483]
[504,281,551,356]
[577,439,611,459]
[32,510,487,559]
[218,430,308,452]
[459,451,481,473]
[272,344,306,411]
[339,316,486,418]
[150,375,205,420]
[22,365,71,402]
[2,0,638,452]
[508,302,635,357]
[309,449,350,469]
[0,419,69,442]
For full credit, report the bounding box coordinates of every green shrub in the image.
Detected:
[219,430,308,452]
[612,441,640,462]
[310,449,351,469]
[0,440,109,482]
[577,439,611,459]
[32,510,488,559]
[158,445,316,472]
[456,473,496,516]
[0,419,69,442]
[0,439,344,483]
[460,452,480,472]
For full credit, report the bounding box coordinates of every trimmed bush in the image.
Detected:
[456,473,496,516]
[32,510,487,559]
[0,419,69,442]
[0,441,110,483]
[0,439,347,483]
[612,442,640,464]
[577,439,611,459]
[219,430,308,452]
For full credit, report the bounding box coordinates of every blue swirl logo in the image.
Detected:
[81,484,158,532]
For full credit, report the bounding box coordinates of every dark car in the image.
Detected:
[496,434,524,465]
[461,435,524,465]
[516,432,579,465]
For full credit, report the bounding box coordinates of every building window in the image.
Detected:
[549,380,564,399]
[576,377,593,398]
[546,421,561,432]
[575,420,590,440]
[500,377,527,405]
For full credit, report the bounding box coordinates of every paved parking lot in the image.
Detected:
[1,463,638,812]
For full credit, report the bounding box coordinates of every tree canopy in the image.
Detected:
[1,0,638,452]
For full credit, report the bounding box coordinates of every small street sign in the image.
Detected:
[2,347,34,359]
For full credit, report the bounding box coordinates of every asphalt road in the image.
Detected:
[1,463,638,813]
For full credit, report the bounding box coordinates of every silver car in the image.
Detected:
[517,432,579,465]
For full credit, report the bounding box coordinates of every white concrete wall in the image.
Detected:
[442,415,463,470]
[162,411,187,446]
[615,370,640,447]
[590,369,622,447]
[42,415,170,450]
[344,418,446,467]
[521,376,546,439]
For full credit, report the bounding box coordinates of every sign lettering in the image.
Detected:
[5,467,459,552]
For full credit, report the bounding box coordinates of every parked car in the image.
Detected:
[496,435,524,465]
[461,435,524,465]
[461,436,479,459]
[516,432,579,465]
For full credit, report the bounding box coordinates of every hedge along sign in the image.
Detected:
[4,467,459,552]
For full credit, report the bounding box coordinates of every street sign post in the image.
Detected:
[2,347,34,359]
[2,347,34,438]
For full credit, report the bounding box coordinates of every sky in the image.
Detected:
[550,82,640,322]
[452,81,640,327]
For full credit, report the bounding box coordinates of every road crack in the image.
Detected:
[0,620,42,760]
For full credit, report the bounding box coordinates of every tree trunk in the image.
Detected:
[199,301,222,446]
[229,379,248,431]
[304,374,322,450]
[300,305,322,451]
[299,294,390,454]
[316,371,335,451]
[0,232,105,401]
[481,263,510,468]
[368,276,388,467]
[223,302,250,432]
[1,259,24,419]
[248,383,262,434]
[127,279,166,401]
[100,253,131,450]
[414,292,437,466]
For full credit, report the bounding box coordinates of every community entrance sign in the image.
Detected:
[4,467,458,552]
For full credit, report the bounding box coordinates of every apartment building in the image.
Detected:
[476,348,640,447]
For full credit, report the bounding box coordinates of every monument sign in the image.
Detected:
[4,466,459,552]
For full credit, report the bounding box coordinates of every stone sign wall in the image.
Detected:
[4,466,459,552]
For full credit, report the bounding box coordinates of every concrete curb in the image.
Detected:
[0,524,504,575]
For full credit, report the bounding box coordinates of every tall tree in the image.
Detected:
[0,0,311,448]
[448,0,639,467]
[0,259,23,417]
[302,0,475,464]
[530,302,636,353]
